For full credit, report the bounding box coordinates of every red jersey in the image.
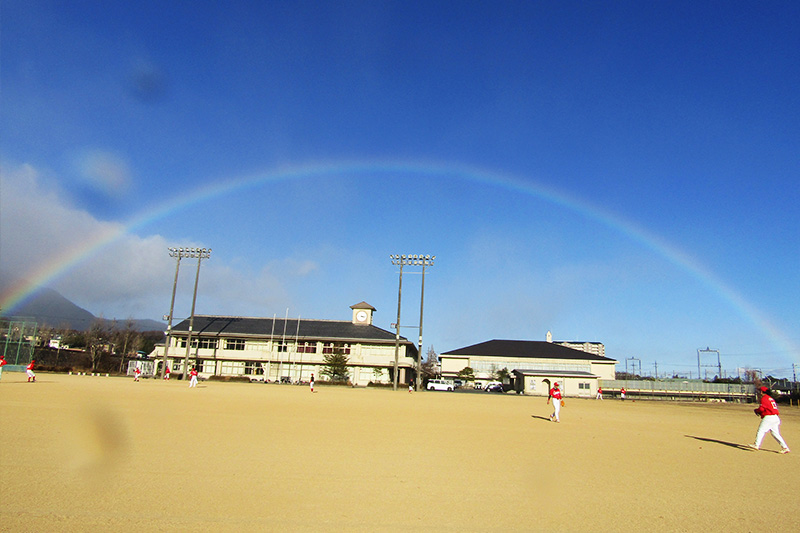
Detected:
[190,369,198,378]
[550,387,562,400]
[26,361,35,371]
[755,394,779,417]
[0,358,7,367]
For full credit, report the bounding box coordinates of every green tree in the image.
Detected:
[63,330,87,349]
[497,367,511,383]
[457,366,475,383]
[140,330,165,355]
[321,352,349,382]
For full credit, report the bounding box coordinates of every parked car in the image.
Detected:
[453,379,463,389]
[485,381,504,393]
[427,379,455,391]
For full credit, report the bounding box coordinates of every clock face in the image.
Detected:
[356,311,368,322]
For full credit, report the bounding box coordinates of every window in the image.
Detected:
[220,361,244,375]
[275,340,288,352]
[197,338,217,350]
[225,338,246,351]
[178,337,218,350]
[202,360,216,374]
[298,342,317,354]
[323,342,351,354]
[578,382,591,390]
[245,361,262,375]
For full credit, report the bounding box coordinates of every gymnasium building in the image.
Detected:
[440,336,617,397]
[148,302,418,385]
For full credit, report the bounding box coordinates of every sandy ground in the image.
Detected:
[0,372,797,532]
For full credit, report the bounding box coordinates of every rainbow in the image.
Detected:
[1,159,796,360]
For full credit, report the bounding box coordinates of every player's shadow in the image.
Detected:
[685,435,752,451]
[531,415,553,422]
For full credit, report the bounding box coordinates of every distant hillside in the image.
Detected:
[0,284,165,332]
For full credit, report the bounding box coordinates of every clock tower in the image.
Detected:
[350,302,376,325]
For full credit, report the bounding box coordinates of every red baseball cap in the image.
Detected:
[759,386,768,392]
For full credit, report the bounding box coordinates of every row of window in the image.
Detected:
[177,338,219,350]
[176,337,351,354]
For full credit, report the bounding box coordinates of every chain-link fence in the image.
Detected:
[601,379,756,402]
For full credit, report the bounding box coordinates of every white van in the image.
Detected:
[426,379,455,391]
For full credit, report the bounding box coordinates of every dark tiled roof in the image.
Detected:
[171,315,417,355]
[443,339,616,362]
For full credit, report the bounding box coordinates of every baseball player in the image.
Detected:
[26,359,36,382]
[547,382,563,422]
[0,355,7,382]
[134,366,141,382]
[188,367,198,388]
[749,386,790,454]
[596,386,603,400]
[310,373,315,393]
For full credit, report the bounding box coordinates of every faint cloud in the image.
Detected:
[285,259,319,276]
[72,149,132,197]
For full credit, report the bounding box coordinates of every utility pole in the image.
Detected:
[697,347,721,380]
[653,361,658,379]
[626,357,641,376]
[181,248,211,380]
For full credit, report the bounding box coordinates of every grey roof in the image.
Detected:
[171,315,417,355]
[443,339,616,362]
[512,369,599,378]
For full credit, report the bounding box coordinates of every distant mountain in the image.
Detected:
[0,284,165,332]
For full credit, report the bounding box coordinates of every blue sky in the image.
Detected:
[1,1,798,378]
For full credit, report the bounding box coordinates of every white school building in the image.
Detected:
[441,338,617,397]
[148,302,418,386]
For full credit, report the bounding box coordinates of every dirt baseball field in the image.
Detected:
[0,372,796,532]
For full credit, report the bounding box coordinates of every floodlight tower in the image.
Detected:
[181,248,211,380]
[390,254,406,391]
[412,254,434,391]
[390,254,435,391]
[161,247,184,380]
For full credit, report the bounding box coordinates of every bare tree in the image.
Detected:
[421,345,439,380]
[85,319,110,372]
[114,318,141,373]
